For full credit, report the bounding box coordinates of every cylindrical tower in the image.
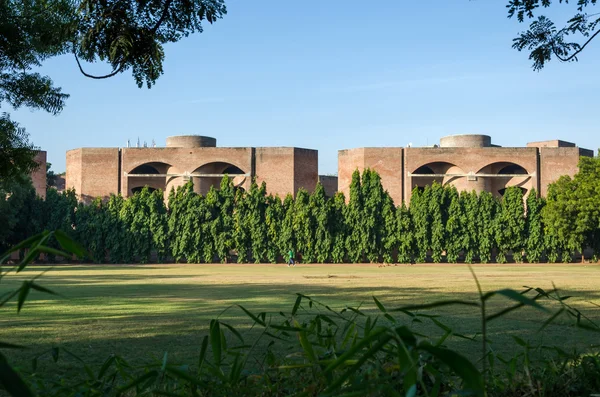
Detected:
[166,135,217,148]
[439,134,491,148]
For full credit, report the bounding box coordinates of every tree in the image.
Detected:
[330,192,347,263]
[461,191,480,264]
[428,182,445,263]
[477,191,499,264]
[381,193,397,264]
[542,156,600,262]
[495,187,526,263]
[247,181,268,263]
[508,0,600,70]
[1,0,226,183]
[294,188,315,263]
[396,203,414,263]
[445,186,465,263]
[525,189,545,263]
[345,170,365,263]
[310,182,333,263]
[361,169,386,263]
[410,186,430,263]
[0,115,38,188]
[264,194,284,263]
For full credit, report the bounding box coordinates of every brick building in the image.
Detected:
[338,134,593,205]
[66,135,331,202]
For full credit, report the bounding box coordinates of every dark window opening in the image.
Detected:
[413,165,435,175]
[498,164,527,175]
[130,164,160,174]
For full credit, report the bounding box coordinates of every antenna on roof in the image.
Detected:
[152,139,156,148]
[137,137,140,148]
[127,139,130,148]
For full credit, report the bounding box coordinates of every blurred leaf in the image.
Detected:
[221,322,244,343]
[17,281,31,312]
[210,320,222,366]
[51,347,59,362]
[390,300,479,312]
[238,305,266,326]
[538,308,565,332]
[0,341,24,349]
[419,344,484,396]
[0,352,34,397]
[54,229,88,258]
[483,289,548,312]
[292,294,302,316]
[117,370,158,395]
[373,296,386,312]
[198,335,208,375]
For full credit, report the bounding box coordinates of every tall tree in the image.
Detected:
[264,194,284,263]
[361,169,386,263]
[247,181,268,263]
[396,203,414,263]
[294,188,315,263]
[445,186,465,263]
[461,191,480,264]
[410,186,430,263]
[310,182,333,263]
[429,182,445,263]
[381,193,397,264]
[525,189,545,263]
[330,192,347,263]
[477,191,499,264]
[495,187,526,263]
[345,170,365,263]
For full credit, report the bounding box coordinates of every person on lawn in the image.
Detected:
[287,248,295,267]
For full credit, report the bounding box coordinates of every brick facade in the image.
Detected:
[66,136,320,201]
[339,135,592,205]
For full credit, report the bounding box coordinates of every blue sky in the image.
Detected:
[13,0,600,174]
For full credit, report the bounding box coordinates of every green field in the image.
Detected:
[1,263,599,373]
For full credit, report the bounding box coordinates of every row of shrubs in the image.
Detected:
[2,157,600,264]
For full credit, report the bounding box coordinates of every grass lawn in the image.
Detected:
[1,263,599,375]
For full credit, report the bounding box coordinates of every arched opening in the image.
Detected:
[127,162,171,197]
[477,162,531,198]
[411,162,467,191]
[192,162,247,195]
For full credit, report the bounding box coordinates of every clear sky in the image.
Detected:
[13,0,600,174]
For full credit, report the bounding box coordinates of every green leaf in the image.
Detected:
[390,299,479,312]
[0,341,25,349]
[54,229,88,258]
[483,289,549,312]
[294,319,317,363]
[512,336,528,347]
[373,296,386,312]
[51,347,59,362]
[17,281,31,313]
[209,320,222,366]
[198,335,208,375]
[0,352,34,397]
[36,246,71,258]
[117,370,158,395]
[238,305,266,326]
[419,344,484,396]
[99,355,116,378]
[538,308,565,332]
[29,282,59,297]
[221,322,244,343]
[292,294,302,316]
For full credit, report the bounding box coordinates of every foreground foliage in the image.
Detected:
[1,240,599,396]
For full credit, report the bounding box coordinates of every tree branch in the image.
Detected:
[151,0,173,33]
[74,52,124,79]
[554,28,600,62]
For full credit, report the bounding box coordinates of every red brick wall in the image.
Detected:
[337,148,365,201]
[255,147,295,198]
[293,148,319,194]
[66,149,82,196]
[319,175,338,197]
[363,148,403,206]
[31,151,47,199]
[539,147,582,196]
